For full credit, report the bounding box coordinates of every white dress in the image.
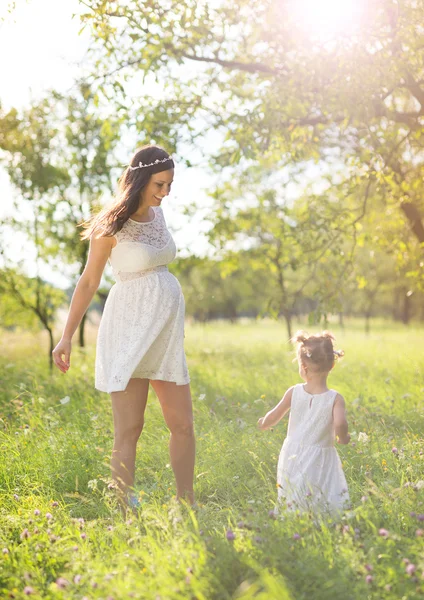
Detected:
[277,383,349,516]
[95,206,190,393]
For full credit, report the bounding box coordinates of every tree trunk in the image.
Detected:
[79,312,87,347]
[284,313,292,342]
[402,290,411,325]
[365,312,371,335]
[47,327,54,372]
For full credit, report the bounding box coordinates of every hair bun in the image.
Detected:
[292,330,309,345]
[322,330,335,342]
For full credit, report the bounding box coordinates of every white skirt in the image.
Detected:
[95,269,190,393]
[277,438,349,516]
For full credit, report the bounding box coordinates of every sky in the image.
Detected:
[0,0,215,288]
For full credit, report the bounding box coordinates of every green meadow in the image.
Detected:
[0,320,423,599]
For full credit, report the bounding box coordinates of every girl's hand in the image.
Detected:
[52,338,72,373]
[337,433,351,445]
[257,417,269,430]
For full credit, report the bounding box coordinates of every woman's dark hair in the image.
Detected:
[80,145,174,240]
[292,330,344,373]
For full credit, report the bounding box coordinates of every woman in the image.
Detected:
[52,145,195,508]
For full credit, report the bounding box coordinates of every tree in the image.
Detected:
[80,0,424,262]
[0,84,120,345]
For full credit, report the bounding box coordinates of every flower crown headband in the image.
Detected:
[127,156,174,171]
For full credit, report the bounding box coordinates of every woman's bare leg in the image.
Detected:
[110,378,149,505]
[150,381,195,504]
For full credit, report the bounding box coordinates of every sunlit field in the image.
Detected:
[0,319,423,599]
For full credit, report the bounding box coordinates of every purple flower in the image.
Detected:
[417,514,424,522]
[410,511,416,518]
[45,513,53,521]
[34,509,40,516]
[237,521,245,528]
[365,564,373,572]
[378,528,389,537]
[392,447,398,454]
[74,574,82,584]
[268,510,277,519]
[415,529,423,537]
[365,575,373,584]
[73,545,79,551]
[24,587,34,595]
[226,529,235,541]
[2,548,9,555]
[293,533,301,540]
[20,529,30,540]
[107,526,113,531]
[51,501,59,508]
[80,533,87,540]
[254,536,263,543]
[55,578,69,589]
[406,564,416,575]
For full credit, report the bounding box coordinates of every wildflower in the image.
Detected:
[107,526,113,531]
[365,564,373,572]
[379,528,389,537]
[417,514,424,522]
[74,575,82,584]
[80,533,87,540]
[2,548,9,554]
[226,529,235,541]
[20,529,30,540]
[268,510,277,519]
[34,509,40,516]
[415,529,423,537]
[51,501,59,508]
[55,578,69,589]
[73,545,79,551]
[293,533,301,540]
[45,513,53,520]
[361,496,367,503]
[24,587,34,595]
[365,575,373,584]
[392,447,398,454]
[358,432,369,443]
[406,564,416,575]
[59,396,70,405]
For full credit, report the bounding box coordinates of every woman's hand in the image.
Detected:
[52,338,72,373]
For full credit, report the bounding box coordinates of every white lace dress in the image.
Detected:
[276,384,349,516]
[95,206,190,393]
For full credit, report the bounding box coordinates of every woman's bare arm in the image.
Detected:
[52,235,115,372]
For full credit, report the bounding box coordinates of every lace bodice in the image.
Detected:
[286,384,337,448]
[109,207,176,282]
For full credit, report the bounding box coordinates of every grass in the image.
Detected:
[0,319,423,599]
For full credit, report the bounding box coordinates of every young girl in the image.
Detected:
[258,331,350,516]
[52,145,195,509]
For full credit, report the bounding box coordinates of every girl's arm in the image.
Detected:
[52,235,115,373]
[333,393,350,444]
[257,386,294,430]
